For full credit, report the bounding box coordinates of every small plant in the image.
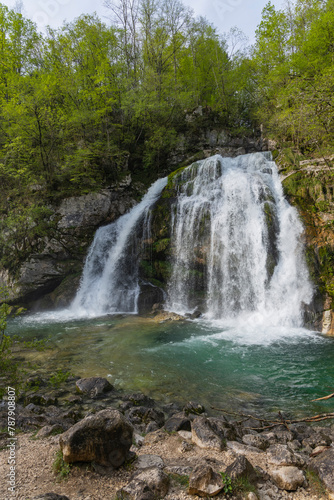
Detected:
[232,475,257,494]
[169,473,189,488]
[220,472,233,495]
[306,469,327,497]
[52,450,71,481]
[49,369,71,388]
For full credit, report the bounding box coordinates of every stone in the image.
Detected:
[225,456,258,483]
[126,393,156,408]
[183,401,205,415]
[127,406,165,430]
[188,463,224,497]
[267,444,303,467]
[59,409,133,467]
[36,424,64,439]
[178,430,193,440]
[57,191,112,229]
[309,447,334,495]
[32,495,70,500]
[118,466,170,499]
[137,283,165,314]
[270,466,305,491]
[133,454,164,469]
[191,416,225,451]
[242,434,270,450]
[226,441,262,455]
[75,377,114,397]
[165,413,191,432]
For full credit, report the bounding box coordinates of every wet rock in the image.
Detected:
[270,466,305,491]
[183,401,206,416]
[59,409,133,467]
[127,406,165,432]
[225,456,258,483]
[188,463,224,497]
[242,434,270,450]
[165,412,191,432]
[118,467,170,499]
[137,283,165,314]
[134,454,164,469]
[309,447,334,495]
[126,393,156,408]
[191,416,225,451]
[24,393,58,406]
[75,377,114,398]
[208,417,237,441]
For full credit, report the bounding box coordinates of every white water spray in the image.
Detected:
[167,153,313,327]
[70,177,167,317]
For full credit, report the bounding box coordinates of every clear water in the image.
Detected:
[9,314,334,417]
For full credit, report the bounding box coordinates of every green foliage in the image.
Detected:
[231,475,257,494]
[49,369,72,388]
[306,469,327,497]
[169,473,189,487]
[52,450,71,481]
[220,472,233,495]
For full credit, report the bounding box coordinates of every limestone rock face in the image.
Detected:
[57,191,112,229]
[309,447,334,495]
[188,463,224,497]
[118,467,170,499]
[270,466,305,491]
[59,409,133,467]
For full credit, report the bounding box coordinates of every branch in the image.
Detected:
[311,393,334,402]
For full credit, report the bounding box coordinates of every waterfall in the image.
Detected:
[167,153,313,326]
[70,177,167,317]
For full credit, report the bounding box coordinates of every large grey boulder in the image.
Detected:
[59,409,133,467]
[309,447,334,495]
[270,466,305,491]
[75,377,114,398]
[191,416,225,451]
[188,463,224,497]
[117,467,170,499]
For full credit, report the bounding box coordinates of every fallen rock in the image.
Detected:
[59,409,133,467]
[226,441,262,455]
[191,416,224,451]
[36,424,64,439]
[165,412,191,432]
[133,454,164,469]
[309,447,334,495]
[267,444,304,466]
[188,463,224,497]
[242,434,269,451]
[75,377,114,397]
[270,466,305,491]
[225,455,258,483]
[118,466,170,499]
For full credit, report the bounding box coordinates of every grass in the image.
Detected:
[306,470,328,498]
[52,450,71,481]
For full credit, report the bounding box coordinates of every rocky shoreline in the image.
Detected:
[0,373,333,500]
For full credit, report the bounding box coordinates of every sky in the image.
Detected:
[1,0,286,43]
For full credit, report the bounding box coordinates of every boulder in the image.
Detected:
[242,433,270,450]
[225,456,258,483]
[183,401,205,416]
[133,454,164,470]
[188,463,224,497]
[309,447,334,495]
[267,444,304,467]
[226,441,262,455]
[137,283,165,314]
[118,466,170,499]
[127,406,165,431]
[164,412,191,432]
[57,191,112,229]
[75,377,114,397]
[59,409,133,467]
[270,466,305,491]
[191,416,225,451]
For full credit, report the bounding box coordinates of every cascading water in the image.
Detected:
[167,153,313,327]
[70,177,167,317]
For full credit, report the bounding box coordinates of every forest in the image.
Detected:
[0,0,333,237]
